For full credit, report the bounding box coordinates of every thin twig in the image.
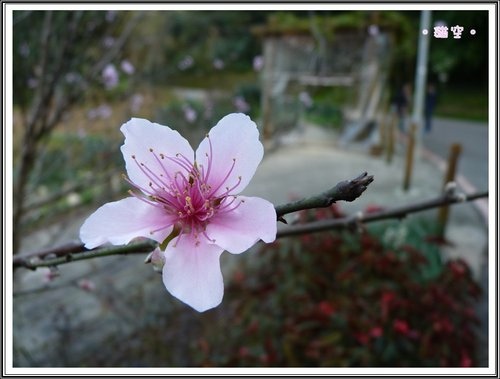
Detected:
[276,190,488,238]
[12,186,487,270]
[13,240,157,270]
[275,172,374,222]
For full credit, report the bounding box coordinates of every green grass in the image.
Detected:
[434,84,488,122]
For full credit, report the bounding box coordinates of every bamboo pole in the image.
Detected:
[386,111,396,164]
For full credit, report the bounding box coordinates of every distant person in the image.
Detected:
[392,83,411,132]
[424,82,438,133]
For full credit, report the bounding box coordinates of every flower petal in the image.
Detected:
[80,197,174,249]
[162,236,224,312]
[195,113,263,197]
[206,196,277,254]
[120,118,194,191]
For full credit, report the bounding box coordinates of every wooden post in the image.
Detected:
[386,111,395,164]
[402,122,416,191]
[437,143,462,237]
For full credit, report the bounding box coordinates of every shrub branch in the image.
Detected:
[12,173,488,270]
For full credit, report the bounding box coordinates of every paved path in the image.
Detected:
[422,117,489,193]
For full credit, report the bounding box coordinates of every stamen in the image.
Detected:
[128,190,161,208]
[219,175,242,197]
[217,198,245,215]
[149,223,173,235]
[149,149,174,183]
[203,135,213,182]
[131,156,169,193]
[202,230,216,243]
[123,175,156,197]
[209,158,237,196]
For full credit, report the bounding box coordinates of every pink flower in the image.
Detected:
[233,96,250,113]
[299,91,313,109]
[121,59,135,75]
[80,113,277,311]
[78,279,96,292]
[178,55,194,71]
[130,93,144,113]
[213,58,224,70]
[183,105,197,123]
[102,36,115,48]
[102,64,119,89]
[253,55,264,71]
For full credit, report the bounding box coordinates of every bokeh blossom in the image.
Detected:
[253,55,264,71]
[87,104,113,120]
[102,36,115,48]
[80,113,277,311]
[182,104,198,123]
[213,58,225,70]
[102,64,119,89]
[178,55,194,71]
[120,59,135,75]
[233,96,250,113]
[130,93,144,113]
[299,91,313,109]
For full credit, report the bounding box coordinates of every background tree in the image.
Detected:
[12,11,141,254]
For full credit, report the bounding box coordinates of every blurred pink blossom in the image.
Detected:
[130,93,144,113]
[78,279,96,292]
[102,36,115,48]
[19,42,30,57]
[299,91,313,108]
[178,55,194,71]
[105,10,117,23]
[27,78,38,88]
[102,64,119,89]
[253,55,264,71]
[42,267,59,283]
[121,59,135,75]
[233,96,250,113]
[87,104,113,120]
[183,105,198,123]
[213,58,225,70]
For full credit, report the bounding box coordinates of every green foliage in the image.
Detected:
[302,87,349,130]
[134,11,267,84]
[434,84,488,122]
[429,11,488,84]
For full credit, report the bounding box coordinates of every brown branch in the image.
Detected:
[13,240,157,270]
[275,172,374,222]
[13,185,487,271]
[276,190,488,238]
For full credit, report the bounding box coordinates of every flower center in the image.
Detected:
[124,135,243,246]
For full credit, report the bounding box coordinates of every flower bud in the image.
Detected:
[145,247,165,273]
